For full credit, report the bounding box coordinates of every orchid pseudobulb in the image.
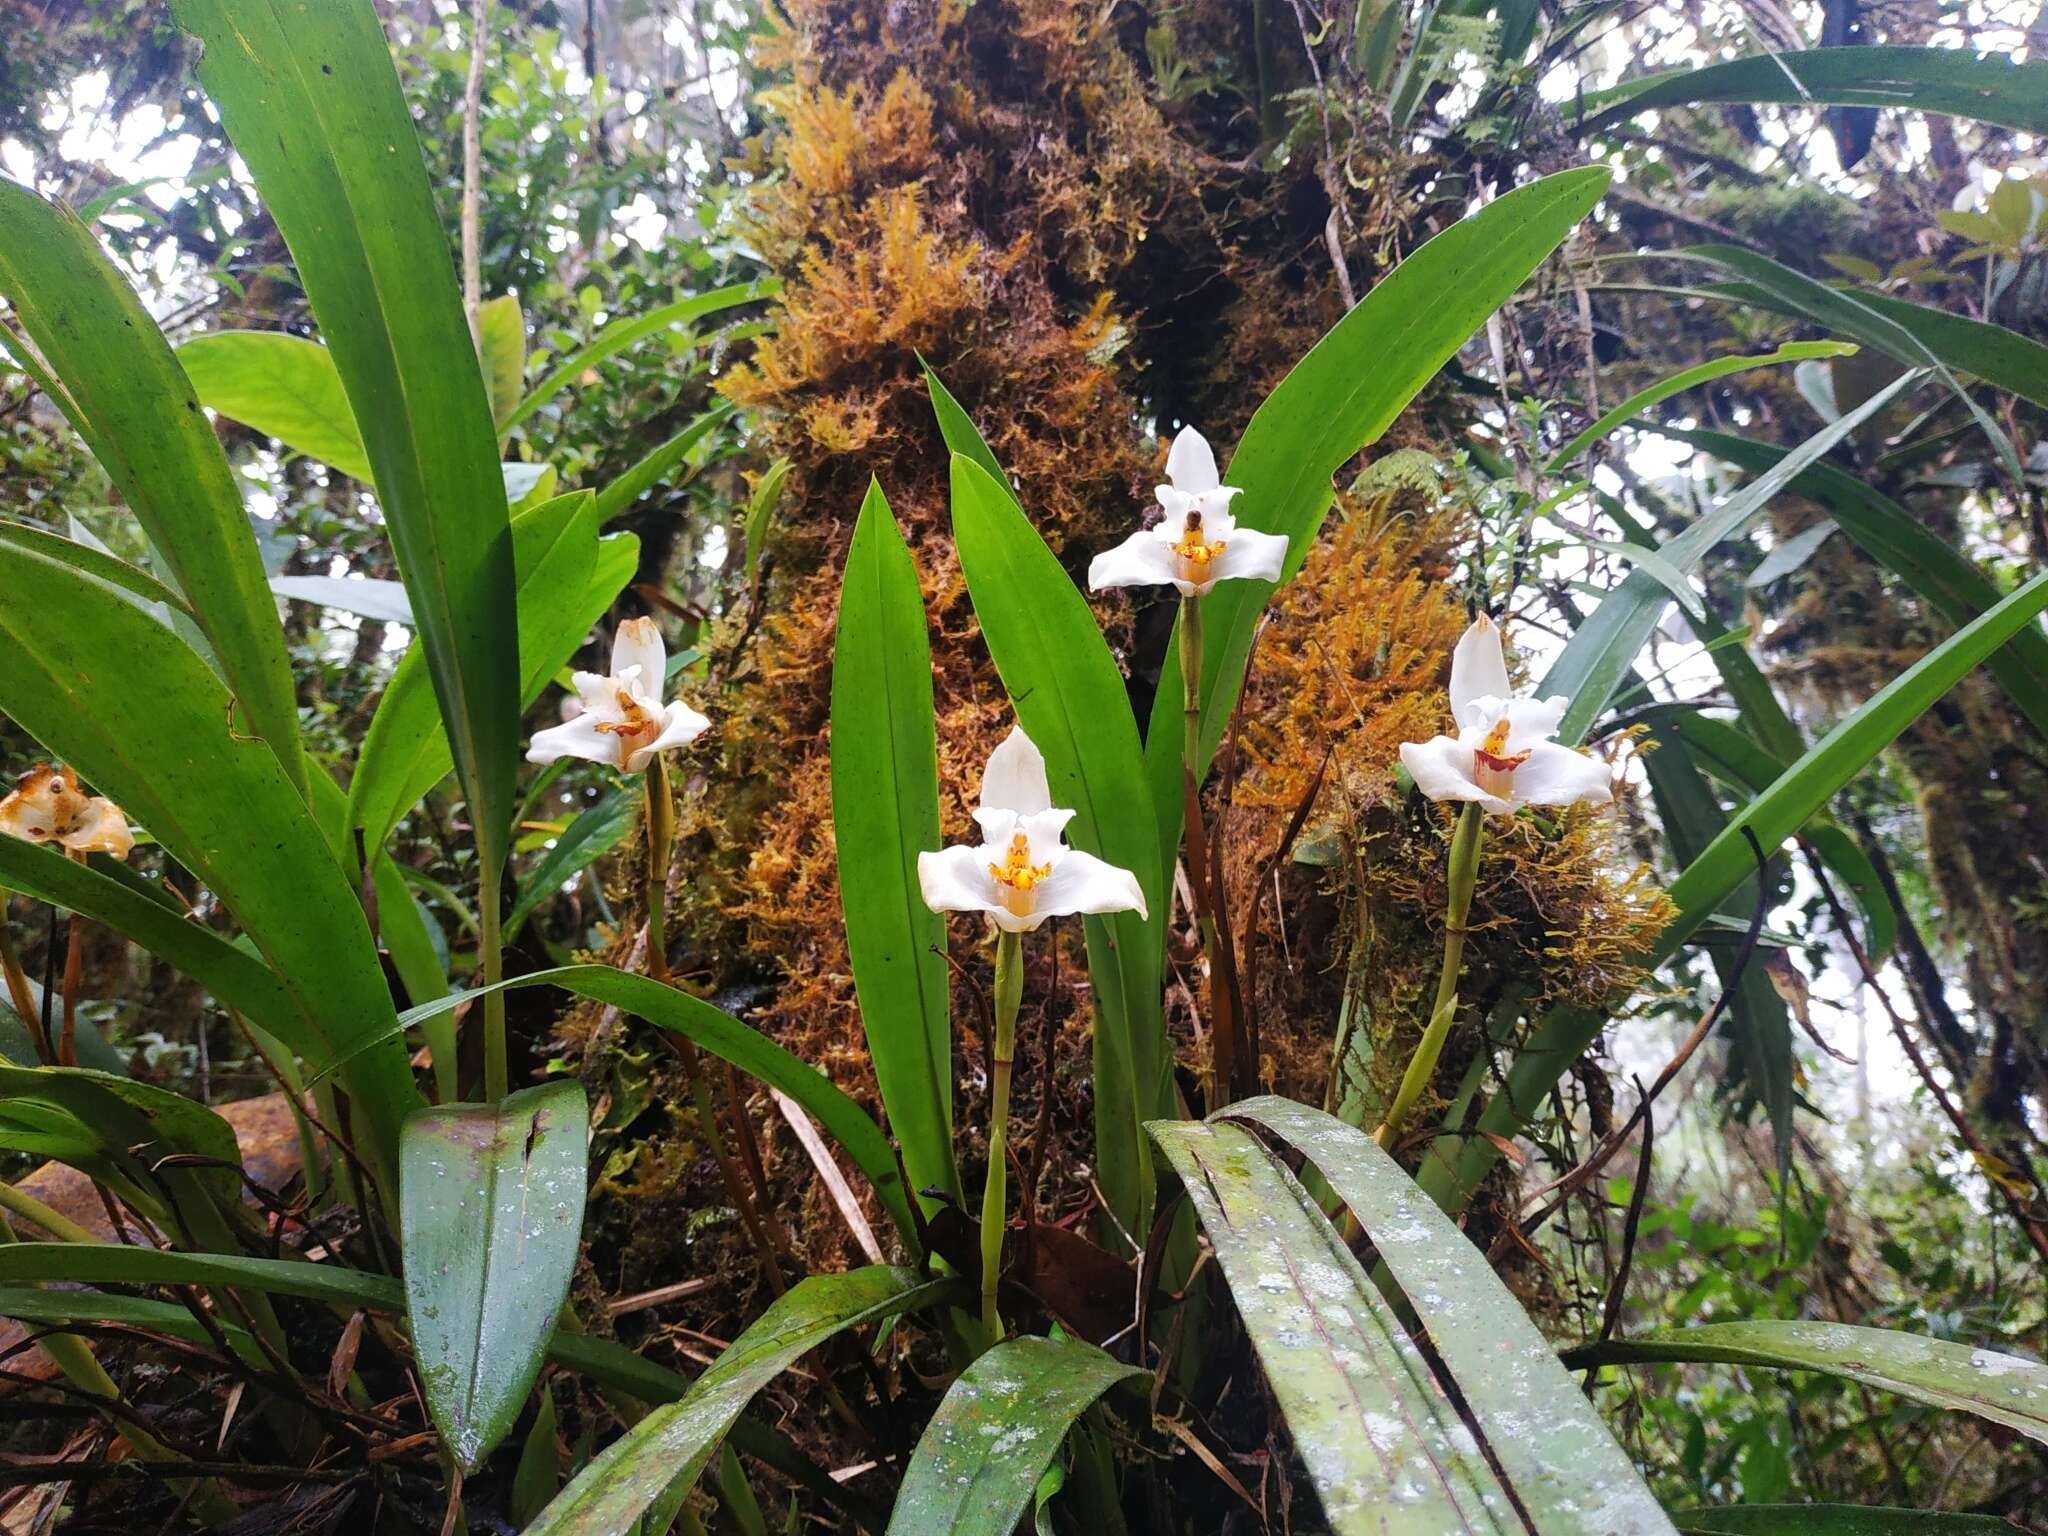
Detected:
[0,766,134,859]
[917,725,1147,933]
[1398,615,1611,814]
[526,617,710,774]
[1087,426,1289,598]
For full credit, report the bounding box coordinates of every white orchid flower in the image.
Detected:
[0,765,134,859]
[1088,426,1289,597]
[917,725,1147,933]
[526,617,710,774]
[1398,615,1612,815]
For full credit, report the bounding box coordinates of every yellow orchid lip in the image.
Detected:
[590,686,662,767]
[987,831,1053,917]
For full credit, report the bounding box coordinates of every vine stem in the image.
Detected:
[1376,800,1485,1150]
[980,928,1023,1337]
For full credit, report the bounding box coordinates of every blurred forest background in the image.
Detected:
[4,0,2047,1524]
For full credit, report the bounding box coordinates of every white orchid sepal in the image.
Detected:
[527,616,710,774]
[1398,615,1611,815]
[917,726,1147,934]
[0,766,135,860]
[1087,426,1289,598]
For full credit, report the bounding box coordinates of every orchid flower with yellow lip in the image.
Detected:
[1087,426,1289,598]
[526,617,710,774]
[0,766,134,860]
[917,725,1147,934]
[1399,615,1612,815]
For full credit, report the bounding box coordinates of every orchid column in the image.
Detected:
[1384,614,1612,1149]
[1090,427,1286,1102]
[918,725,1147,1336]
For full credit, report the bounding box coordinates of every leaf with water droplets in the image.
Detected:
[887,1333,1142,1536]
[401,1081,589,1472]
[1566,1319,2048,1447]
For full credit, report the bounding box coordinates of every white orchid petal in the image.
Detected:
[1194,493,1242,533]
[1502,694,1569,752]
[611,617,666,691]
[623,699,712,773]
[570,669,621,716]
[1448,616,1513,721]
[1165,425,1221,493]
[62,799,135,860]
[1208,526,1289,587]
[980,725,1053,815]
[1400,737,1510,813]
[971,806,1021,845]
[527,713,621,768]
[1090,530,1181,592]
[1029,849,1147,921]
[1508,741,1612,808]
[917,845,1004,919]
[1019,807,1078,862]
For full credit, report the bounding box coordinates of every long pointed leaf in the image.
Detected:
[949,452,1167,1242]
[1576,47,2048,139]
[832,481,957,1207]
[524,1266,950,1536]
[1541,373,1914,744]
[1565,1321,2048,1446]
[1151,1118,1515,1533]
[0,181,304,797]
[174,329,373,481]
[171,0,521,872]
[1221,1098,1676,1534]
[0,536,417,1170]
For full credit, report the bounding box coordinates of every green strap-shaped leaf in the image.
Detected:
[593,403,732,523]
[1540,373,1914,745]
[401,1081,589,1471]
[1687,246,2021,481]
[0,535,418,1170]
[342,966,918,1248]
[175,329,373,481]
[502,278,779,437]
[0,182,305,798]
[833,481,958,1208]
[1575,46,2048,139]
[1648,425,2048,743]
[1427,563,2048,1214]
[524,1267,950,1536]
[1142,166,1612,891]
[170,0,521,873]
[350,492,636,850]
[1565,1321,2048,1447]
[1637,726,1794,1166]
[1220,1098,1677,1534]
[949,452,1168,1242]
[0,838,297,1038]
[1545,341,1855,473]
[1150,1119,1515,1534]
[887,1335,1143,1536]
[507,788,638,937]
[1675,1506,2019,1535]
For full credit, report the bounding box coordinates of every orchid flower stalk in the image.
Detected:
[1377,615,1611,1149]
[919,725,1146,1334]
[1088,427,1285,1104]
